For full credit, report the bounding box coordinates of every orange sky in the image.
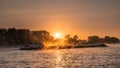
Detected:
[0,0,120,39]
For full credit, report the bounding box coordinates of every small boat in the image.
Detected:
[19,43,44,50]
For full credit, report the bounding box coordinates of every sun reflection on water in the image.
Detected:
[54,50,64,68]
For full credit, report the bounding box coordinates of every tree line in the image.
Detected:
[0,28,53,46]
[0,28,120,46]
[64,35,120,45]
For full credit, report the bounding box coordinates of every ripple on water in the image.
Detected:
[0,44,120,68]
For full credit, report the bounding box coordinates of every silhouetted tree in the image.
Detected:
[64,34,71,44]
[79,40,88,44]
[64,35,79,45]
[73,35,78,40]
[0,28,7,45]
[99,38,104,43]
[65,34,71,40]
[72,35,79,45]
[16,29,30,44]
[0,28,6,41]
[104,36,119,43]
[6,28,16,44]
[32,30,52,43]
[88,36,100,44]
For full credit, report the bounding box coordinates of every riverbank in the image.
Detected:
[45,43,107,49]
[0,43,108,50]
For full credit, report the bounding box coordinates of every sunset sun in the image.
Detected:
[54,33,61,38]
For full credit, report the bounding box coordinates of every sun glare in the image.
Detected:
[55,33,61,38]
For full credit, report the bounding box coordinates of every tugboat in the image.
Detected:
[19,42,44,50]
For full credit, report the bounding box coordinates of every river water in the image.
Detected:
[0,44,120,68]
